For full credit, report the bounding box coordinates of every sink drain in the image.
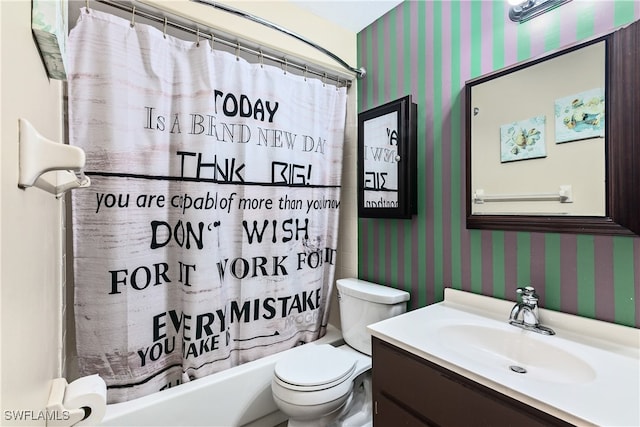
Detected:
[510,365,527,374]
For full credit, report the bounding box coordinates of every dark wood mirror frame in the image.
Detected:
[465,21,639,236]
[358,95,417,219]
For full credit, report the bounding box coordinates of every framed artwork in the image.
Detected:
[554,88,605,143]
[499,115,546,163]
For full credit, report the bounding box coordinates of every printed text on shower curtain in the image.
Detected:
[68,9,347,403]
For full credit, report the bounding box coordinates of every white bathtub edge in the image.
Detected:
[100,325,342,426]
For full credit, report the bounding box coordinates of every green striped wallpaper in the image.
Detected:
[357,0,639,328]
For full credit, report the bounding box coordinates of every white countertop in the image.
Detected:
[367,288,640,427]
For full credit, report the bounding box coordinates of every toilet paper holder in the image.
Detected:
[46,377,106,427]
[46,378,87,427]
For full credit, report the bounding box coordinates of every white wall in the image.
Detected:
[1,1,66,425]
[1,1,357,424]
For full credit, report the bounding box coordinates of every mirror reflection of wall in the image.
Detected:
[470,41,605,216]
[363,110,400,209]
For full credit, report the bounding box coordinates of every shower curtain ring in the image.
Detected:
[163,17,168,39]
[322,72,327,87]
[130,6,136,28]
[283,58,288,75]
[258,49,264,68]
[235,43,240,61]
[210,33,215,51]
[304,65,308,81]
[85,0,90,13]
[196,28,200,47]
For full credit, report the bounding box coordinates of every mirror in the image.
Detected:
[358,95,417,219]
[466,20,640,236]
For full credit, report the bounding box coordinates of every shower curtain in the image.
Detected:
[68,9,347,403]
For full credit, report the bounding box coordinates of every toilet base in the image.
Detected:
[336,375,372,427]
[285,373,372,427]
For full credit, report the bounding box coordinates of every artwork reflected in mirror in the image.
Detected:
[499,115,547,163]
[358,95,417,219]
[554,88,605,143]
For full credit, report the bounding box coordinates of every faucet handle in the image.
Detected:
[516,286,538,303]
[516,285,535,295]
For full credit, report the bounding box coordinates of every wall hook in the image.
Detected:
[18,119,91,198]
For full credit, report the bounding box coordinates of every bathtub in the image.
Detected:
[101,326,342,427]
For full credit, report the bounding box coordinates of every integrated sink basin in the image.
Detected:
[437,324,596,384]
[368,288,640,427]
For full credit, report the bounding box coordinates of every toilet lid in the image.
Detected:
[274,344,356,388]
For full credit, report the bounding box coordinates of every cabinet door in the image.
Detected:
[373,391,432,427]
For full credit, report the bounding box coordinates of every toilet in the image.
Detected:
[271,278,410,426]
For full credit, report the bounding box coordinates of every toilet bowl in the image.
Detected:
[271,278,410,426]
[272,344,371,424]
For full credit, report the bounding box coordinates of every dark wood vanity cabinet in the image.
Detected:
[371,337,573,427]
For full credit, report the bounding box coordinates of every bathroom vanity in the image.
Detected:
[368,289,640,427]
[372,337,570,426]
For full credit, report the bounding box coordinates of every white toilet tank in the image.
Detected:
[336,278,410,355]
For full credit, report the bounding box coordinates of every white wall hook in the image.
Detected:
[18,118,91,197]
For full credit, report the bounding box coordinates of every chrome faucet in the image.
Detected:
[508,286,555,335]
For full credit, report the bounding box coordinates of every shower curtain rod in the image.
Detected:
[92,0,362,86]
[191,0,366,79]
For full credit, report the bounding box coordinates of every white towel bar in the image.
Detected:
[473,185,573,204]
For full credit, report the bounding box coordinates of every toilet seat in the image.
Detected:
[272,344,359,407]
[274,344,356,391]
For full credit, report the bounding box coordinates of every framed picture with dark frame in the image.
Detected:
[465,20,640,236]
[358,95,417,219]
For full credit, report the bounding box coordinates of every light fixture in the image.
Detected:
[508,0,571,23]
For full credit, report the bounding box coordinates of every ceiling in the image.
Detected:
[289,0,403,33]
